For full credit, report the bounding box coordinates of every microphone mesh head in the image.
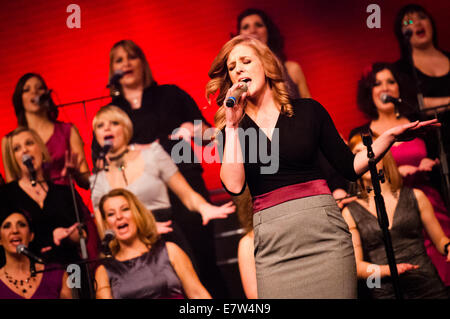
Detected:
[403,28,413,37]
[104,138,113,146]
[114,70,124,76]
[107,70,125,89]
[22,154,33,164]
[111,70,124,82]
[104,229,116,240]
[16,244,26,254]
[380,93,389,103]
[31,96,40,104]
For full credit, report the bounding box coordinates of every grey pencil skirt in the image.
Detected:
[253,194,357,299]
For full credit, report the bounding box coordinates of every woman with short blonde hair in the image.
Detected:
[92,105,134,146]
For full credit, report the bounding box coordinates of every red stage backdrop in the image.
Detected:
[1,0,449,206]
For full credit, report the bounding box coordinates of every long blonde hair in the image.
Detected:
[348,134,403,199]
[2,127,51,181]
[98,188,160,255]
[206,35,293,131]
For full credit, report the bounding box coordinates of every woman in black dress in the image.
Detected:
[393,4,450,189]
[342,134,449,299]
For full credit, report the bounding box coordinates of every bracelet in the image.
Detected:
[444,241,450,255]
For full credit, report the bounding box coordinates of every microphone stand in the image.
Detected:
[57,94,112,135]
[404,34,450,207]
[362,132,403,299]
[421,103,450,208]
[30,256,112,298]
[56,95,112,108]
[67,173,95,299]
[31,256,113,275]
[30,260,37,278]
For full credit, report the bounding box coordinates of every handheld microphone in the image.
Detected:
[16,244,45,264]
[22,154,37,187]
[225,83,248,107]
[381,93,402,118]
[107,70,125,88]
[101,230,115,257]
[98,138,113,171]
[31,90,53,106]
[99,138,113,156]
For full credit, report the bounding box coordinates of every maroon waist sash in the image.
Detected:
[252,179,331,213]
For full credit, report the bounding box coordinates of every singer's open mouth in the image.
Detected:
[104,135,114,141]
[416,28,425,36]
[10,238,23,246]
[117,223,129,231]
[239,78,251,83]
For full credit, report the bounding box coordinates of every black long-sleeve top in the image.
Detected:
[220,99,358,197]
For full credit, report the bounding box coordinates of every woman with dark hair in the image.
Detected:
[0,207,72,299]
[208,34,438,298]
[342,134,449,299]
[236,8,311,99]
[2,73,90,190]
[91,39,229,298]
[393,4,450,179]
[393,4,449,111]
[350,62,450,288]
[350,62,418,137]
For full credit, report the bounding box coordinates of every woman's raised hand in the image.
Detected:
[156,220,173,235]
[61,151,82,178]
[53,223,81,246]
[198,201,236,225]
[386,119,440,143]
